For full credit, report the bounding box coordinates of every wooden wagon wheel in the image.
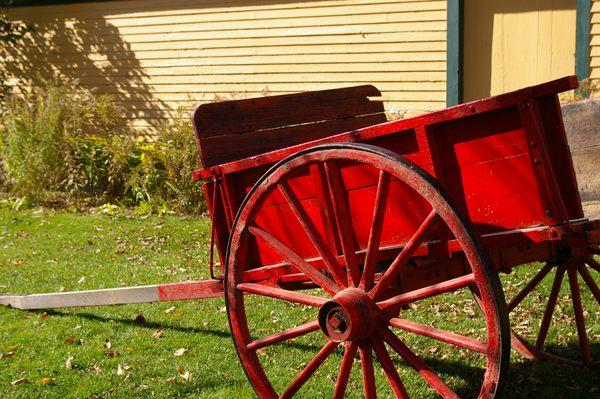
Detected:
[225,143,510,398]
[504,246,600,367]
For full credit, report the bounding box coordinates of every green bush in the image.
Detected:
[0,80,204,213]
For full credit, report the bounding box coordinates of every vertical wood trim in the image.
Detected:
[576,0,591,94]
[447,0,463,106]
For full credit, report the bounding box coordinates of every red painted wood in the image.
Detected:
[535,266,566,350]
[377,273,476,311]
[279,341,339,399]
[156,280,223,301]
[370,209,438,300]
[567,267,591,364]
[379,326,459,399]
[507,262,553,312]
[359,343,377,399]
[333,342,358,399]
[371,336,410,398]
[247,321,320,351]
[360,171,390,291]
[225,145,509,397]
[236,282,327,307]
[388,317,488,353]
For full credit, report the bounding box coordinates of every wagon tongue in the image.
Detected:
[0,279,223,310]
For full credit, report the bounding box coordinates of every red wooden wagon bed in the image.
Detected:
[2,76,599,398]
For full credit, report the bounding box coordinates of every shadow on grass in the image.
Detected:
[43,310,599,397]
[45,309,326,354]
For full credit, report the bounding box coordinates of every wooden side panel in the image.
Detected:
[193,85,386,167]
[3,0,447,135]
[464,0,577,101]
[591,0,600,82]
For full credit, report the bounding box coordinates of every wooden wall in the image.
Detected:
[591,0,600,84]
[3,0,448,134]
[463,0,576,102]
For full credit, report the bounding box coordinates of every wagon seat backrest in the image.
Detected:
[191,85,387,170]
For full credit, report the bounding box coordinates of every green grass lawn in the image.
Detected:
[0,208,598,398]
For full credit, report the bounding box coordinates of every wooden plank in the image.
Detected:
[194,85,383,137]
[0,280,223,309]
[200,113,387,166]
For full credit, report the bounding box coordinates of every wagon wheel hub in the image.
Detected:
[318,288,378,343]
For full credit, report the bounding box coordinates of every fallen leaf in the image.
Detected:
[11,378,28,385]
[105,350,119,357]
[117,364,124,376]
[179,370,191,382]
[77,276,86,284]
[173,348,187,357]
[165,376,177,383]
[89,364,102,373]
[0,351,15,360]
[152,329,163,339]
[39,377,53,384]
[40,312,49,319]
[164,307,176,314]
[65,355,74,369]
[103,339,111,349]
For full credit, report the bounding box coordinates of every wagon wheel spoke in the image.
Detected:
[371,336,410,398]
[377,273,476,312]
[249,226,339,296]
[237,282,327,307]
[567,267,591,364]
[278,181,347,289]
[388,317,488,354]
[535,265,566,351]
[578,262,600,304]
[247,321,320,351]
[279,340,339,399]
[360,342,378,399]
[333,342,358,399]
[507,262,554,312]
[324,161,360,287]
[360,171,391,291]
[379,326,459,399]
[587,256,600,273]
[370,210,439,300]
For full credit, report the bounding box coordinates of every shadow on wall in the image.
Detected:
[0,11,167,133]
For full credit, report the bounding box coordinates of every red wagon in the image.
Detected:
[2,76,598,398]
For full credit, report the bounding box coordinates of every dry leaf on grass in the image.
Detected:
[173,348,187,357]
[65,355,74,370]
[11,378,28,386]
[152,329,163,339]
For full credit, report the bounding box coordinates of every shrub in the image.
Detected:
[0,80,204,213]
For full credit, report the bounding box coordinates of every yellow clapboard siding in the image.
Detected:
[7,62,446,75]
[592,0,600,90]
[14,0,447,22]
[8,43,447,63]
[6,0,447,134]
[41,25,447,52]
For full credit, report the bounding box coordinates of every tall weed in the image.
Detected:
[0,81,204,213]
